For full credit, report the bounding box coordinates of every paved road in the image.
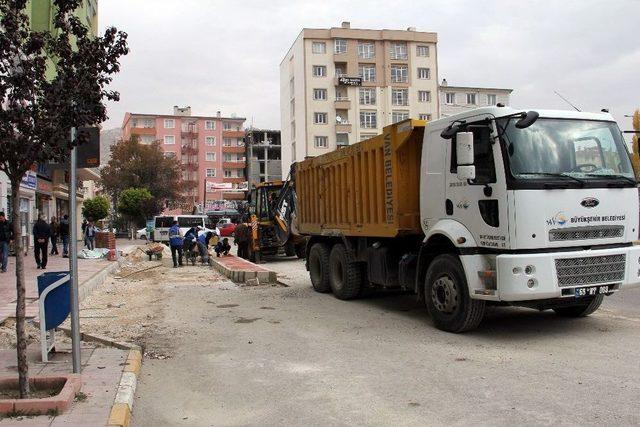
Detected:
[132,254,640,426]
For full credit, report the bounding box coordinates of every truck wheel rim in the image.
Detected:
[431,276,459,314]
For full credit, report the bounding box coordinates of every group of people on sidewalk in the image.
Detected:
[0,211,97,272]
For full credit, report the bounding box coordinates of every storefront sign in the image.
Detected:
[37,179,53,195]
[337,76,362,86]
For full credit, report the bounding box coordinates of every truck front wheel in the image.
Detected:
[424,254,485,333]
[329,243,362,300]
[553,295,603,317]
[309,243,331,293]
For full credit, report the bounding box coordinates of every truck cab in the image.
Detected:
[420,107,640,328]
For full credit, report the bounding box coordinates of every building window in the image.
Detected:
[358,64,376,82]
[206,168,216,178]
[334,39,347,54]
[224,169,232,178]
[487,94,497,105]
[417,67,430,79]
[205,120,215,130]
[335,88,347,100]
[358,42,375,59]
[418,90,431,103]
[164,135,175,145]
[360,111,377,129]
[223,138,232,146]
[360,133,376,142]
[238,169,245,178]
[313,88,327,100]
[419,114,432,121]
[205,136,216,146]
[312,65,327,77]
[390,65,408,83]
[312,41,326,54]
[314,112,328,124]
[417,45,430,57]
[164,152,176,158]
[392,111,410,123]
[359,88,376,105]
[467,93,477,105]
[445,93,456,104]
[206,152,216,161]
[140,135,154,145]
[390,42,407,60]
[164,119,174,129]
[314,136,328,148]
[392,88,409,106]
[223,153,232,162]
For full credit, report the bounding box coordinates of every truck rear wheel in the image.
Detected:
[329,244,362,300]
[424,254,485,333]
[553,295,603,317]
[309,243,331,293]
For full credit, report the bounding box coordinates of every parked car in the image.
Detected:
[218,222,237,237]
[136,228,148,240]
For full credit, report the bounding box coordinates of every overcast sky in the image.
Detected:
[100,0,640,139]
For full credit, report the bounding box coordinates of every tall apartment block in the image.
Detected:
[121,107,246,212]
[245,129,282,188]
[280,22,438,173]
[439,79,512,118]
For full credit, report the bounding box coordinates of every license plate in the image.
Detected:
[160,231,168,235]
[575,285,610,297]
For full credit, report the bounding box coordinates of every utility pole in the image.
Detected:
[69,127,81,373]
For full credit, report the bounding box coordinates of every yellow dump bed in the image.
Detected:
[296,119,425,238]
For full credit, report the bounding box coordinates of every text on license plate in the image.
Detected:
[575,285,610,297]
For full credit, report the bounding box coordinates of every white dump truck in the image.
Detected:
[296,106,640,332]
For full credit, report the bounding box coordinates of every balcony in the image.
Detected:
[180,162,198,171]
[335,122,352,133]
[334,98,351,109]
[222,145,245,154]
[131,127,156,136]
[181,144,198,155]
[223,177,245,184]
[181,125,198,139]
[222,130,245,138]
[223,161,246,169]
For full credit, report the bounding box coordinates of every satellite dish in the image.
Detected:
[336,116,343,123]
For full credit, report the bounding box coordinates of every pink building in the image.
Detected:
[121,106,246,212]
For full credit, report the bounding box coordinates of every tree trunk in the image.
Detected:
[11,180,29,398]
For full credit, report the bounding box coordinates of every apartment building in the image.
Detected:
[439,79,512,117]
[121,107,246,212]
[280,22,438,173]
[245,129,282,188]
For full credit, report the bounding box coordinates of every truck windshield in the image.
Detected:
[497,118,635,183]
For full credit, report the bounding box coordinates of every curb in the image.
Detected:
[210,257,277,284]
[107,349,142,427]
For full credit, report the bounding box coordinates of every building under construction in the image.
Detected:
[245,129,282,188]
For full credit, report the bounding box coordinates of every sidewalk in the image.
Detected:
[0,239,137,325]
[0,345,128,426]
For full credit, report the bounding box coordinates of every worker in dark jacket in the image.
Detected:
[0,212,13,273]
[49,216,59,255]
[168,220,183,268]
[215,237,231,257]
[32,215,51,269]
[234,223,251,259]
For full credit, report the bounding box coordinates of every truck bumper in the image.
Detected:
[495,245,640,301]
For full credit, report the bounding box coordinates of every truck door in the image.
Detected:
[446,122,510,249]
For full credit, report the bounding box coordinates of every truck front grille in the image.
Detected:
[555,254,626,287]
[549,226,624,242]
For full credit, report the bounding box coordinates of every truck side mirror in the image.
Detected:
[456,132,475,181]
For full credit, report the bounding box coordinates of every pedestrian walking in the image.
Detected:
[168,220,184,268]
[81,219,88,247]
[234,222,251,260]
[0,212,13,273]
[32,215,51,269]
[59,214,70,258]
[49,216,59,255]
[84,219,96,250]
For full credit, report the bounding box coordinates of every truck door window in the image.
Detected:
[450,126,496,184]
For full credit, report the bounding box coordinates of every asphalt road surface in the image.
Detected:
[132,254,640,426]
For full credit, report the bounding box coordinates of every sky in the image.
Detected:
[99,0,640,139]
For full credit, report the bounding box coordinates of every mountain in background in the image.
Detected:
[100,127,122,167]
